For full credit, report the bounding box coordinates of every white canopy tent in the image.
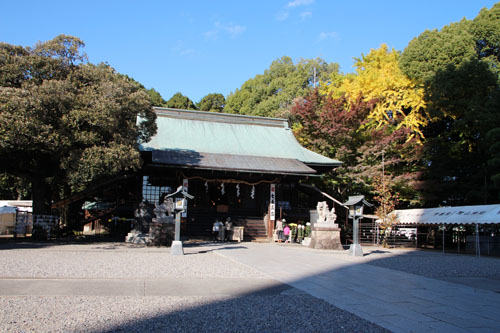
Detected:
[0,201,32,213]
[388,204,500,225]
[0,206,17,214]
[0,201,32,235]
[385,204,500,257]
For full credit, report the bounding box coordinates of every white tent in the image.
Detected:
[0,200,32,213]
[385,204,500,257]
[388,204,500,225]
[0,206,17,214]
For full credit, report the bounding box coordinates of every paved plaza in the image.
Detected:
[216,243,500,332]
[0,240,499,332]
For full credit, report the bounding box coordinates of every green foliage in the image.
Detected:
[470,3,500,78]
[400,3,499,88]
[147,88,167,106]
[197,93,226,112]
[225,56,339,117]
[0,35,157,213]
[400,20,476,84]
[400,3,500,206]
[305,225,311,238]
[487,128,500,192]
[297,225,304,240]
[166,92,197,110]
[0,173,30,200]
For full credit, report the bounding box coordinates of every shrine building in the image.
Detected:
[137,107,341,240]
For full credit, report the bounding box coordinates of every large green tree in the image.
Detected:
[147,88,167,107]
[0,35,157,214]
[471,3,500,77]
[166,92,197,110]
[225,56,339,117]
[400,3,500,205]
[399,20,476,84]
[197,93,225,112]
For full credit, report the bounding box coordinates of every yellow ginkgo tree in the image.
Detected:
[321,44,428,142]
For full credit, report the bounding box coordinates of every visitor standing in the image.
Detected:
[225,217,232,241]
[275,218,284,243]
[283,223,290,243]
[213,220,223,242]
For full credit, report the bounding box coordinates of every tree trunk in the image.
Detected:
[31,177,52,215]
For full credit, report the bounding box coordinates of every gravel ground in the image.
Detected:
[0,242,269,279]
[0,295,388,333]
[0,241,389,333]
[4,240,498,332]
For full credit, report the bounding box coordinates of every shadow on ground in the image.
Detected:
[99,243,500,332]
[4,240,500,332]
[99,294,388,333]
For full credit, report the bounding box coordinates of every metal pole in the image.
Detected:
[415,225,418,249]
[393,226,395,248]
[478,223,480,257]
[476,223,481,258]
[488,231,490,256]
[442,224,445,254]
[376,223,379,245]
[373,219,376,245]
[382,151,386,222]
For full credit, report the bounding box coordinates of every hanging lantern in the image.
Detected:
[236,184,240,197]
[251,185,255,199]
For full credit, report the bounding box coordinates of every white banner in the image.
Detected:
[182,178,188,217]
[270,184,276,221]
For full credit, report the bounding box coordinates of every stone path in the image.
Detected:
[214,243,500,332]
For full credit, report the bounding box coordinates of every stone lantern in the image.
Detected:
[165,185,194,256]
[343,195,373,256]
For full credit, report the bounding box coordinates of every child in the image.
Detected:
[283,223,290,243]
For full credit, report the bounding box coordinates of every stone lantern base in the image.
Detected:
[125,221,174,246]
[309,226,343,250]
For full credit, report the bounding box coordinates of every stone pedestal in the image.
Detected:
[149,221,175,246]
[349,243,363,256]
[125,221,174,246]
[170,241,184,256]
[309,226,343,250]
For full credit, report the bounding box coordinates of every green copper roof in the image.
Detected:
[140,108,341,168]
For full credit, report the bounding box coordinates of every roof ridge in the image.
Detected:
[152,107,288,128]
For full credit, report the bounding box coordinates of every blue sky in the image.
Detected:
[1,0,497,104]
